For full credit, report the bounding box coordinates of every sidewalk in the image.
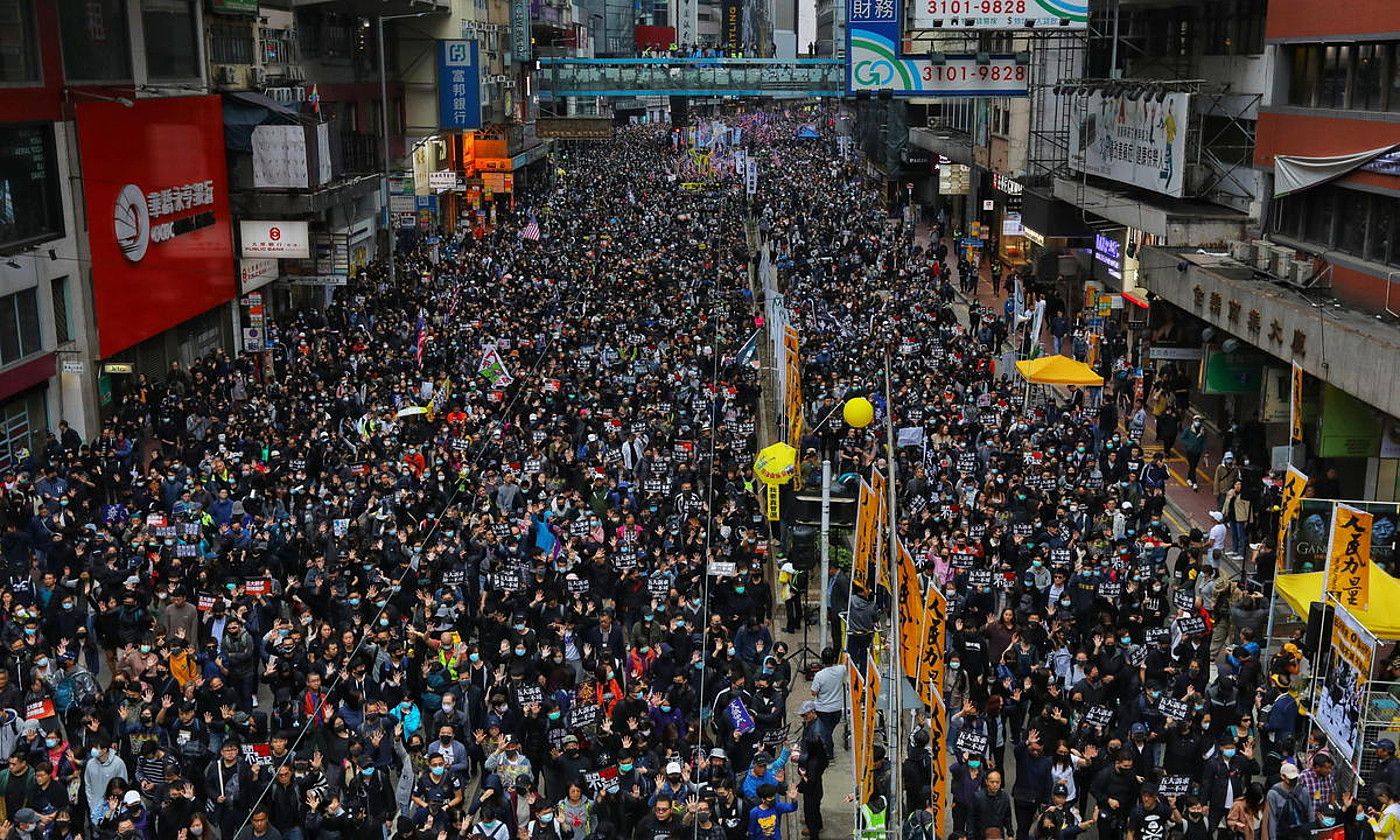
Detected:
[923,226,1229,545]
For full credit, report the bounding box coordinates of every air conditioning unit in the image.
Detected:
[1269,246,1294,277]
[1252,240,1273,271]
[1288,259,1316,287]
[216,65,239,85]
[1228,240,1256,264]
[249,67,267,87]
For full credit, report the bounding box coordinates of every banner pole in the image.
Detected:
[883,349,903,830]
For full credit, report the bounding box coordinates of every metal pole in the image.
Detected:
[818,458,832,652]
[1109,0,1121,79]
[883,349,902,830]
[378,15,396,290]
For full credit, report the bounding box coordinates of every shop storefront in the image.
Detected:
[988,172,1028,272]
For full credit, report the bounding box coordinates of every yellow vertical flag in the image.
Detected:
[928,692,950,838]
[917,584,948,705]
[1325,503,1372,611]
[898,539,926,680]
[861,659,881,807]
[1276,466,1308,574]
[1290,360,1305,448]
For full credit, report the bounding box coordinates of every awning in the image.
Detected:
[1273,144,1399,197]
[1275,570,1400,639]
[222,91,309,153]
[1014,355,1105,387]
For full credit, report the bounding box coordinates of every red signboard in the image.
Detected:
[634,25,676,50]
[75,96,236,358]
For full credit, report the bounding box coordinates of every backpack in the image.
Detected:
[902,810,936,840]
[1272,783,1310,840]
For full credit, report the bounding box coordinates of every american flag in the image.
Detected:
[520,211,541,242]
[414,314,427,368]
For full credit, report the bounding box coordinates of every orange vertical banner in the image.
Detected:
[847,656,866,805]
[852,480,878,591]
[928,692,949,838]
[861,659,881,807]
[898,538,926,679]
[917,584,948,705]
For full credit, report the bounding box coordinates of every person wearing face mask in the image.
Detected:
[410,752,465,825]
[1201,733,1259,837]
[427,725,471,784]
[342,754,396,831]
[388,695,423,742]
[484,733,532,790]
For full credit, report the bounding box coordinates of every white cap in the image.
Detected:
[1280,762,1301,780]
[665,761,683,775]
[123,790,142,806]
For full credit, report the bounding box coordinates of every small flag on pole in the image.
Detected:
[520,211,541,242]
[477,345,514,387]
[414,314,427,368]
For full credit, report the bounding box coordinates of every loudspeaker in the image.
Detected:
[785,524,819,571]
[1304,600,1334,656]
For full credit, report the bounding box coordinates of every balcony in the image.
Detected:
[340,131,381,175]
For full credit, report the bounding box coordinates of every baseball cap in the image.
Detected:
[1052,783,1069,797]
[1130,722,1148,734]
[1280,762,1301,780]
[665,761,683,775]
[798,700,817,715]
[123,790,143,806]
[12,808,37,824]
[1376,739,1397,752]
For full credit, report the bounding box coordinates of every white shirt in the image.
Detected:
[811,664,846,712]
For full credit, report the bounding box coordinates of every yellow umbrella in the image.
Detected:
[753,442,798,486]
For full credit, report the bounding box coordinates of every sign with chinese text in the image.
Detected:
[510,0,531,61]
[1325,503,1372,612]
[1315,605,1373,764]
[1069,90,1190,197]
[76,96,235,357]
[436,40,482,130]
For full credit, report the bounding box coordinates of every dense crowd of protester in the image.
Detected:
[0,104,1394,840]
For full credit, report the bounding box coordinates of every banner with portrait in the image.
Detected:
[1315,604,1375,764]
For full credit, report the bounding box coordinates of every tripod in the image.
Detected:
[785,566,824,678]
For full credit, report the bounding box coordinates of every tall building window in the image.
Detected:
[51,277,71,345]
[0,0,41,83]
[0,125,64,251]
[209,22,254,65]
[1285,41,1400,112]
[1305,186,1336,247]
[58,0,133,81]
[144,0,200,79]
[1339,190,1369,257]
[0,288,41,367]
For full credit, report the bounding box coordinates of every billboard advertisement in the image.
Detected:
[1069,91,1190,197]
[846,0,1031,98]
[437,40,482,130]
[75,96,235,358]
[909,0,1089,29]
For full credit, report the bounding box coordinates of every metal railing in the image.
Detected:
[536,56,846,97]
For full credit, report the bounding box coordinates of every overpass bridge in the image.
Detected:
[534,57,845,99]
